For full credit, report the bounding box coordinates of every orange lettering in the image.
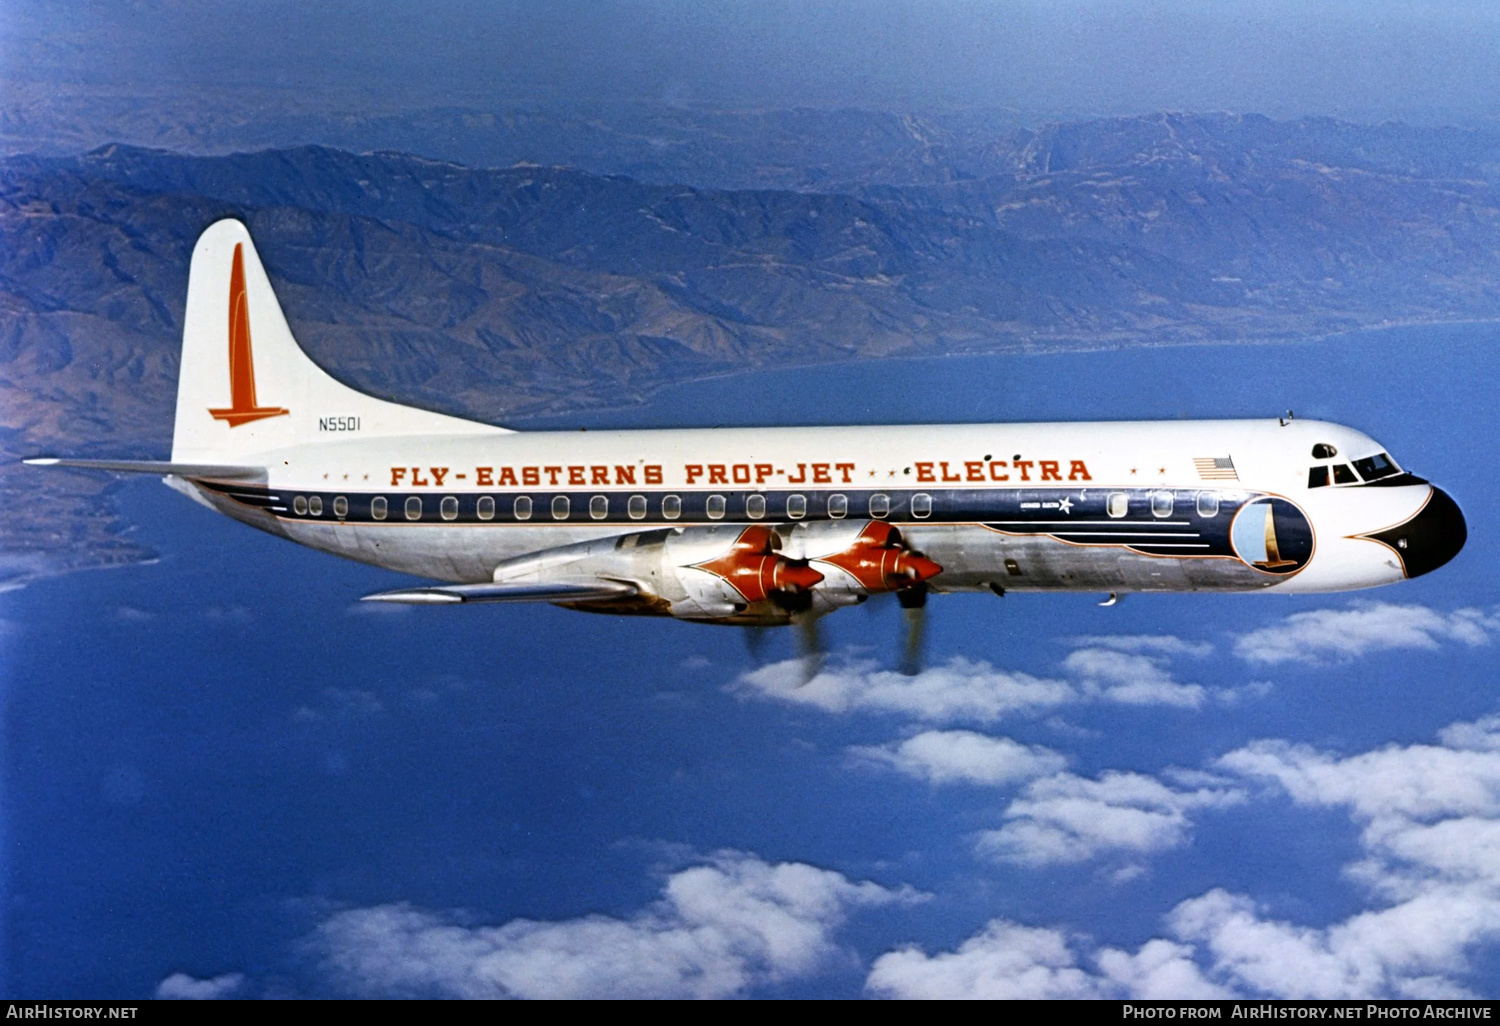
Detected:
[475,467,493,486]
[411,467,430,487]
[812,463,831,484]
[940,462,961,482]
[544,466,563,486]
[709,465,728,485]
[1040,460,1061,482]
[835,462,855,483]
[685,465,704,484]
[499,467,519,487]
[989,461,1009,482]
[787,464,807,484]
[965,461,984,482]
[430,467,449,486]
[755,463,774,484]
[915,462,936,483]
[732,464,751,484]
[391,467,407,486]
[614,465,636,485]
[568,466,586,486]
[1014,460,1034,481]
[591,466,609,485]
[644,465,663,485]
[1068,460,1093,482]
[522,467,540,487]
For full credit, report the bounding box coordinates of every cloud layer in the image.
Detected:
[315,852,915,999]
[1234,603,1497,665]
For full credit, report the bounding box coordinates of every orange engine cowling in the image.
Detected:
[692,525,824,603]
[814,522,942,594]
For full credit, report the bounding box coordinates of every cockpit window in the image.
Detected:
[1308,466,1329,489]
[1353,452,1401,481]
[1332,463,1359,485]
[1311,443,1338,459]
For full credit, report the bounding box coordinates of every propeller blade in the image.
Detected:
[795,614,826,686]
[897,582,929,677]
[743,625,770,661]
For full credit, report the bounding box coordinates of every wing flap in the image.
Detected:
[360,580,639,605]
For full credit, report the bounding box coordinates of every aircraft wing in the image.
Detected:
[25,458,264,479]
[360,580,638,605]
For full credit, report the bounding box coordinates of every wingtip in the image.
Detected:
[23,457,60,466]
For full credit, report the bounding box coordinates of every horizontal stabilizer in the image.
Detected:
[360,580,638,605]
[24,458,264,479]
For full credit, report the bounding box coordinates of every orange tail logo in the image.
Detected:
[208,243,289,427]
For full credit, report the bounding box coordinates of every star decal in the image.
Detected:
[1058,497,1074,514]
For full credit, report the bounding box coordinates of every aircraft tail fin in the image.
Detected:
[171,219,506,465]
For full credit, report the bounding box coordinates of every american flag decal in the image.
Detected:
[1193,456,1238,481]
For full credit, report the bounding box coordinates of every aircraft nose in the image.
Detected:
[1366,486,1467,579]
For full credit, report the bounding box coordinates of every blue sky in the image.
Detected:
[5,327,1499,998]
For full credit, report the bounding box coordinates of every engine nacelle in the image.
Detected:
[782,521,942,597]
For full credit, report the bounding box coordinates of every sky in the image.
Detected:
[6,0,1500,121]
[6,0,1500,1002]
[5,326,1500,999]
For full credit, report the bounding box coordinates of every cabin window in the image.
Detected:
[589,495,608,520]
[746,494,766,519]
[911,493,933,518]
[1107,492,1129,518]
[371,496,388,520]
[828,494,848,519]
[513,496,532,520]
[333,495,349,518]
[405,496,423,521]
[440,496,459,521]
[476,496,495,521]
[662,495,682,520]
[627,495,647,520]
[1311,443,1338,459]
[1353,453,1401,481]
[1196,491,1220,517]
[293,495,308,515]
[1333,463,1358,485]
[786,494,807,519]
[552,495,570,520]
[309,495,324,516]
[869,493,890,518]
[1150,491,1174,517]
[706,494,726,520]
[1308,466,1330,489]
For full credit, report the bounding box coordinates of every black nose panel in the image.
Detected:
[1363,486,1467,579]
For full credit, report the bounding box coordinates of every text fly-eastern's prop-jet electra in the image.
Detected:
[29,220,1467,668]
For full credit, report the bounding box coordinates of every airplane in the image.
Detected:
[27,219,1467,670]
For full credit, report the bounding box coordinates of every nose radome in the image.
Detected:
[1363,486,1467,579]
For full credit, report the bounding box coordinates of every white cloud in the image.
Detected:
[1068,635,1214,658]
[155,972,244,999]
[976,770,1242,867]
[1233,603,1497,665]
[850,730,1067,786]
[867,920,1104,999]
[732,656,1077,723]
[866,921,1229,999]
[1170,715,1500,997]
[315,852,917,999]
[733,641,1224,724]
[1062,646,1206,708]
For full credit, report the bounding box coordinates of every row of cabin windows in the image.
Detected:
[290,489,1222,521]
[288,492,930,520]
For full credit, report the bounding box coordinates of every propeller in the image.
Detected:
[897,582,929,677]
[795,613,826,686]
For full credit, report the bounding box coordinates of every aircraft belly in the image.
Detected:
[909,525,1274,593]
